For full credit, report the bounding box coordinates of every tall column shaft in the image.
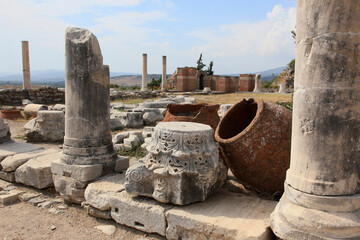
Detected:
[161,56,167,91]
[21,41,31,90]
[271,1,360,239]
[52,27,118,204]
[141,53,147,91]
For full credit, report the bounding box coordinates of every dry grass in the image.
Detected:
[193,92,292,104]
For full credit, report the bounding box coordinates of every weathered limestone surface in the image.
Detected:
[166,190,277,240]
[0,117,11,144]
[15,151,60,189]
[23,104,48,117]
[25,110,64,142]
[52,27,118,203]
[84,173,125,211]
[0,142,43,161]
[125,122,227,205]
[253,73,261,93]
[110,191,173,236]
[111,112,143,128]
[1,149,57,172]
[271,1,360,239]
[0,189,25,205]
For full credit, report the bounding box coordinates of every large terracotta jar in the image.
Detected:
[214,98,291,193]
[163,103,220,130]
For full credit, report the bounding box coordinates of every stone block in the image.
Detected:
[0,179,12,190]
[123,135,141,149]
[165,190,277,240]
[52,174,86,203]
[0,171,15,182]
[111,112,143,128]
[142,101,174,108]
[110,191,173,236]
[15,151,60,189]
[0,142,44,161]
[0,189,25,205]
[1,149,58,172]
[83,203,112,219]
[84,173,126,210]
[112,131,131,144]
[23,104,48,117]
[143,111,163,126]
[51,158,102,182]
[115,156,129,172]
[142,127,154,138]
[110,118,124,130]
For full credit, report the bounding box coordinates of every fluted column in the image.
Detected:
[270,1,360,239]
[21,41,31,90]
[141,53,147,91]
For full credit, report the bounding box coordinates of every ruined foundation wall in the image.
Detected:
[0,87,65,106]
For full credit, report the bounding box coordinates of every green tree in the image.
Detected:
[148,76,161,90]
[196,53,206,70]
[206,61,214,75]
[287,59,295,71]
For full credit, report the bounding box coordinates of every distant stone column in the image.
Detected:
[21,41,31,90]
[252,73,261,93]
[278,83,286,93]
[141,53,147,91]
[270,1,360,239]
[52,27,119,203]
[161,56,167,91]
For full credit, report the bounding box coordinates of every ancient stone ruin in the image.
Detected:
[125,122,227,205]
[271,1,360,239]
[51,27,125,203]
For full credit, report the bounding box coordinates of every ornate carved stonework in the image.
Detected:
[125,122,227,205]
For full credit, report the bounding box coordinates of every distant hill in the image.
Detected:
[0,66,287,87]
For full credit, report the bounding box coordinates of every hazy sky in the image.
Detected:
[0,0,297,75]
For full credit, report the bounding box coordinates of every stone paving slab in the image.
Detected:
[84,173,126,211]
[0,142,44,161]
[15,151,60,189]
[0,171,15,182]
[165,190,277,240]
[110,191,173,236]
[0,189,25,205]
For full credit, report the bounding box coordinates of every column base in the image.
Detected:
[270,185,360,239]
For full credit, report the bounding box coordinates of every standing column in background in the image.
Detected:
[161,56,167,91]
[270,1,360,239]
[141,53,148,91]
[22,41,31,90]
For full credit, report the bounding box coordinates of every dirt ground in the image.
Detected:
[0,119,165,240]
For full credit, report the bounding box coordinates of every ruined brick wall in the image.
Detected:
[176,67,197,91]
[239,74,255,92]
[0,87,65,106]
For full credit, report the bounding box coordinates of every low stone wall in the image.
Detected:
[110,90,164,101]
[0,87,65,106]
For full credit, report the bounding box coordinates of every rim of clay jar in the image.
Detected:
[215,99,264,144]
[167,103,219,118]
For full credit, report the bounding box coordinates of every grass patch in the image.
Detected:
[14,135,27,140]
[117,144,147,158]
[276,101,293,111]
[112,126,124,131]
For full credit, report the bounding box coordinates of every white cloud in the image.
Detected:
[185,4,296,72]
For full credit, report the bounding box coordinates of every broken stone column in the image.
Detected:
[52,27,118,203]
[0,117,11,144]
[125,122,227,205]
[22,41,31,90]
[161,56,167,91]
[278,83,286,93]
[141,53,148,91]
[270,1,360,239]
[252,73,261,93]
